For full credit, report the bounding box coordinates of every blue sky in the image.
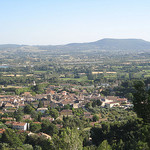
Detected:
[0,0,150,45]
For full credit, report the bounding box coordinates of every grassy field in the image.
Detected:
[60,76,88,82]
[2,85,24,88]
[34,71,47,73]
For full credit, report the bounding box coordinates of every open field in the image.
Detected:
[60,76,88,82]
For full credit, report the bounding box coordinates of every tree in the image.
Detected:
[47,123,59,136]
[34,145,42,150]
[38,113,42,122]
[97,140,112,150]
[86,69,94,80]
[60,128,83,150]
[24,105,34,114]
[41,119,58,136]
[125,93,133,101]
[14,108,23,121]
[31,84,44,94]
[64,104,71,110]
[133,81,150,123]
[93,115,99,122]
[30,123,41,132]
[0,143,9,150]
[136,141,149,150]
[92,100,102,107]
[23,144,33,150]
[18,131,28,144]
[49,108,59,119]
[31,110,38,121]
[38,101,43,108]
[41,119,50,133]
[2,128,22,148]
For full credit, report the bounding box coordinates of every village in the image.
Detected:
[0,83,133,138]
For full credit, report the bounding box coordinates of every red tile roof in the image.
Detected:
[12,122,26,126]
[0,129,5,134]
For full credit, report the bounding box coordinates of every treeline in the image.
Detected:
[91,118,150,150]
[0,76,36,86]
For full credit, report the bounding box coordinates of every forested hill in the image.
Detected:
[1,39,150,53]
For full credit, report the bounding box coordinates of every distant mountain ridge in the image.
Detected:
[1,38,150,52]
[64,38,150,51]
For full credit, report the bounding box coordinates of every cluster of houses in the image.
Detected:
[100,96,132,108]
[0,84,132,112]
[0,85,132,133]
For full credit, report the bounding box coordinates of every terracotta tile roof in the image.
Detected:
[106,96,118,101]
[5,103,14,107]
[46,90,55,95]
[0,129,5,134]
[18,104,25,107]
[117,98,127,101]
[60,99,74,105]
[5,121,14,125]
[12,122,26,126]
[1,117,14,120]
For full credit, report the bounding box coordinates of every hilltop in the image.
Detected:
[1,39,150,53]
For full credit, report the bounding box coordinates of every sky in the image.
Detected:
[0,0,150,45]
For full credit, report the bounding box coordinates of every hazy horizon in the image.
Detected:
[1,0,150,45]
[0,38,150,46]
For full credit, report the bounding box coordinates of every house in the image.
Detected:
[4,108,16,113]
[35,94,48,101]
[22,115,32,121]
[41,117,54,122]
[106,96,118,101]
[5,121,14,126]
[61,91,67,96]
[22,92,32,97]
[0,129,5,135]
[117,98,128,104]
[12,122,28,130]
[37,108,48,113]
[123,103,133,109]
[1,117,15,121]
[18,104,26,109]
[60,99,74,106]
[73,103,79,109]
[60,109,73,116]
[4,103,15,108]
[100,96,113,107]
[46,89,55,95]
[43,101,51,107]
[105,102,120,108]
